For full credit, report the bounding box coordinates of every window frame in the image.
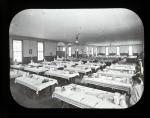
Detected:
[12,39,23,63]
[129,46,133,56]
[106,47,109,56]
[116,46,120,55]
[87,47,89,56]
[91,47,94,56]
[37,41,44,61]
[68,47,71,56]
[63,47,66,52]
[95,47,98,56]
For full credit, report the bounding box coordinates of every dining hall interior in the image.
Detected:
[9,9,144,108]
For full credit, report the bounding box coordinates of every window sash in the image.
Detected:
[95,48,97,56]
[129,46,133,56]
[38,51,43,60]
[63,47,66,51]
[68,47,71,56]
[37,42,44,60]
[91,48,93,55]
[106,47,109,55]
[13,40,22,62]
[117,47,120,55]
[38,42,43,51]
[87,47,89,55]
[13,40,22,51]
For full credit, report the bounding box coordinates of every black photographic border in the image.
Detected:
[3,0,148,117]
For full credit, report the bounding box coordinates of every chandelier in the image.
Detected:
[75,27,81,44]
[75,33,80,44]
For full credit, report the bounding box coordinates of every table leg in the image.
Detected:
[73,78,75,83]
[67,79,69,84]
[61,101,64,108]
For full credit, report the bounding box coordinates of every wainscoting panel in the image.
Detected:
[23,57,37,64]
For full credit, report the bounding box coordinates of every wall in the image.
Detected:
[9,35,57,63]
[109,46,117,54]
[120,45,129,54]
[9,35,144,62]
[98,46,105,54]
[44,41,57,56]
[98,44,144,55]
[23,40,37,57]
[132,44,143,53]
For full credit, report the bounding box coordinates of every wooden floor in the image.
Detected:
[10,78,82,108]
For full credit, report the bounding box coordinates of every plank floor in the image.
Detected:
[10,78,82,108]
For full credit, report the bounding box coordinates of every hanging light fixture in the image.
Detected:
[75,33,80,44]
[75,27,81,44]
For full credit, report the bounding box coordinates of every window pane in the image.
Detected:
[117,47,120,55]
[38,42,43,51]
[87,47,89,56]
[106,47,109,55]
[63,47,66,51]
[38,52,43,60]
[13,51,22,62]
[91,47,93,56]
[129,46,133,56]
[13,40,22,62]
[96,47,97,56]
[38,42,44,60]
[68,47,71,56]
[13,40,22,51]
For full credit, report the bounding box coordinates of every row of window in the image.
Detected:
[12,40,71,62]
[105,46,133,56]
[86,47,98,56]
[87,46,133,56]
[12,40,133,63]
[13,40,44,62]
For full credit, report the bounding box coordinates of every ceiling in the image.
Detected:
[9,9,144,46]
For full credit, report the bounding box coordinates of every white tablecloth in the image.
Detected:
[52,84,127,108]
[10,69,27,79]
[85,62,105,67]
[44,70,79,80]
[10,65,24,69]
[106,66,135,74]
[28,63,42,67]
[65,67,92,74]
[97,70,134,78]
[24,67,49,74]
[15,75,58,94]
[81,77,132,93]
[107,66,135,71]
[77,64,99,70]
[110,64,135,70]
[43,64,64,69]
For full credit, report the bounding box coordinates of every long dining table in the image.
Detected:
[64,66,92,75]
[15,74,58,95]
[44,69,79,84]
[23,66,49,74]
[52,84,128,108]
[106,66,135,74]
[81,76,132,94]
